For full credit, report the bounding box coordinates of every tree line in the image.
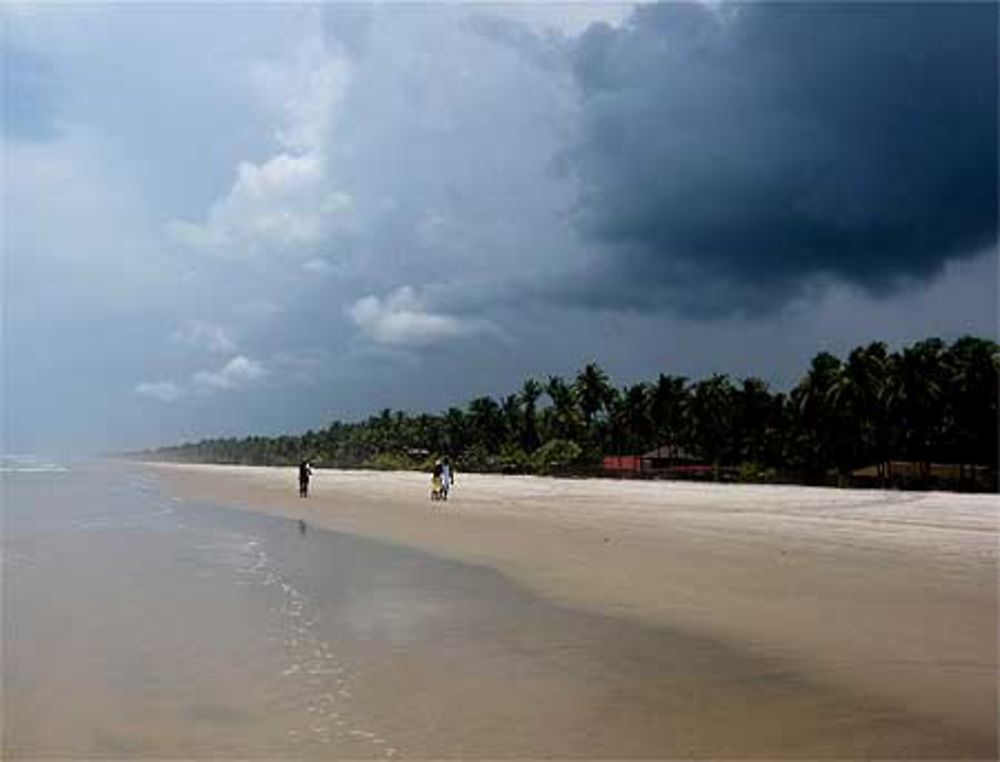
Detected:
[138,336,998,490]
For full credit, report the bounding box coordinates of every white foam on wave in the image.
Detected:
[0,465,71,473]
[1,453,70,473]
[208,526,400,757]
[1,454,69,472]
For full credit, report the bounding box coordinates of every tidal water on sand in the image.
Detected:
[3,462,401,758]
[3,466,397,758]
[3,462,991,758]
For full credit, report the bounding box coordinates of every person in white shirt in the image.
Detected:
[441,457,454,500]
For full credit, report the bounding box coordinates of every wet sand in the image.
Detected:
[152,463,998,757]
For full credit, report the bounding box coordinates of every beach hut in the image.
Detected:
[640,443,700,474]
[602,455,643,475]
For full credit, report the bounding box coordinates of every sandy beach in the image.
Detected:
[151,463,998,755]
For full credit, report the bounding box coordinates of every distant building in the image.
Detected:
[602,455,642,474]
[640,443,699,472]
[602,443,704,477]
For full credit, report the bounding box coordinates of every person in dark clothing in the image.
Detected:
[298,460,312,498]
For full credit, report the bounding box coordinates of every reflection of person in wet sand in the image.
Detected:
[298,519,307,536]
[298,460,312,498]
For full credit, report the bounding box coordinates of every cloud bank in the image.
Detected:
[566,2,998,313]
[4,3,996,453]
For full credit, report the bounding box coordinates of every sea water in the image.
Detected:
[3,460,400,758]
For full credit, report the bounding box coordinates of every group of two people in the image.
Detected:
[298,457,454,502]
[431,457,454,501]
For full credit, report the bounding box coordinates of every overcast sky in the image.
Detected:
[3,2,997,454]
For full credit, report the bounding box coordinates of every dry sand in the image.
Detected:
[151,463,998,751]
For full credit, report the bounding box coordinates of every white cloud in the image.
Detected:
[135,381,183,402]
[168,32,354,262]
[346,286,484,347]
[171,320,236,354]
[169,153,352,258]
[302,257,334,274]
[250,34,349,152]
[192,355,269,391]
[132,345,324,405]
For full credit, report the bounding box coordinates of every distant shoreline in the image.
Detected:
[128,337,1000,494]
[130,455,998,494]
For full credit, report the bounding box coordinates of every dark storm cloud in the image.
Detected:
[566,2,998,312]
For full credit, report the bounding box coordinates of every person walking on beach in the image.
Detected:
[298,459,312,498]
[431,459,444,501]
[441,457,454,501]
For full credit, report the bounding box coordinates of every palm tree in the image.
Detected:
[944,336,1000,482]
[792,352,846,479]
[520,378,543,453]
[735,377,774,465]
[575,362,615,427]
[829,343,894,483]
[442,406,469,458]
[688,374,736,475]
[468,396,504,455]
[896,338,946,476]
[622,382,653,454]
[500,394,522,450]
[545,375,582,443]
[413,413,444,456]
[649,374,688,457]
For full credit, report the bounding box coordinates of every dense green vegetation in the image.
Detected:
[139,336,998,490]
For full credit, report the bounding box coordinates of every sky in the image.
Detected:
[3,1,997,455]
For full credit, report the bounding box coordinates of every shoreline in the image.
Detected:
[148,461,998,750]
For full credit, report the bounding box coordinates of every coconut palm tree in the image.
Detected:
[520,378,543,453]
[575,362,615,428]
[792,351,847,479]
[545,375,583,443]
[500,394,522,450]
[621,382,654,454]
[896,338,946,476]
[688,374,737,474]
[735,377,774,465]
[944,336,1000,482]
[649,374,688,457]
[468,396,504,455]
[442,406,469,458]
[829,342,895,483]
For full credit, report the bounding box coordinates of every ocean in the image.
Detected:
[4,459,418,757]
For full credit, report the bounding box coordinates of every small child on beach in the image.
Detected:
[431,460,444,501]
